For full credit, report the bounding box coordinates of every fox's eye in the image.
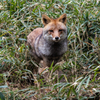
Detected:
[59,29,63,32]
[49,30,53,32]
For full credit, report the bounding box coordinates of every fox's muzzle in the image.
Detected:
[53,36,60,42]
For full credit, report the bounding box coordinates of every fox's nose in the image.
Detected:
[55,36,59,40]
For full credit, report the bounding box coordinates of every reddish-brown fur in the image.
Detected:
[27,28,43,49]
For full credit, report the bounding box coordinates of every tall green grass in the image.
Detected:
[0,0,100,100]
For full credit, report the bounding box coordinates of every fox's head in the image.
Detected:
[42,14,67,43]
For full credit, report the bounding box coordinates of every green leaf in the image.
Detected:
[85,75,91,88]
[0,92,5,100]
[77,77,87,93]
[18,38,26,41]
[67,86,72,97]
[49,61,54,71]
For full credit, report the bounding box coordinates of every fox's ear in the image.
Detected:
[58,14,67,25]
[42,14,51,26]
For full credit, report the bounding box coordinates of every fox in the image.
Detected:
[27,14,67,70]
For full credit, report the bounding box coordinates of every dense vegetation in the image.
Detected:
[0,0,100,100]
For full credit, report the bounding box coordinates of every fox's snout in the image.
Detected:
[53,36,60,42]
[51,30,61,42]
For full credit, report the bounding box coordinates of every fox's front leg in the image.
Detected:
[43,57,54,67]
[38,57,50,75]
